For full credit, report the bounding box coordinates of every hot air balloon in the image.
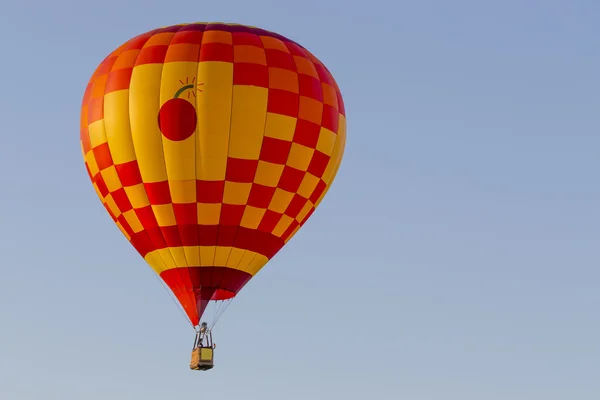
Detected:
[80,22,346,370]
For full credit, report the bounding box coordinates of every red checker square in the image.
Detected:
[321,104,339,133]
[94,175,110,197]
[307,151,330,178]
[199,43,233,62]
[112,188,133,212]
[258,209,283,233]
[267,89,299,118]
[145,227,167,248]
[281,220,300,242]
[285,194,308,219]
[259,137,292,165]
[265,49,296,71]
[233,63,268,87]
[337,91,346,116]
[233,32,263,47]
[161,225,182,247]
[226,158,259,183]
[314,63,335,86]
[220,204,245,226]
[103,203,117,221]
[173,203,197,225]
[105,68,132,93]
[178,224,199,246]
[92,143,113,171]
[298,74,323,101]
[135,206,159,229]
[309,179,327,204]
[96,56,117,75]
[130,232,154,256]
[293,119,321,148]
[87,96,104,124]
[196,180,225,203]
[172,30,203,45]
[248,184,277,208]
[135,45,169,65]
[284,42,307,57]
[124,35,153,51]
[115,161,143,187]
[198,225,218,246]
[278,166,305,193]
[117,215,135,237]
[144,181,172,205]
[216,225,237,247]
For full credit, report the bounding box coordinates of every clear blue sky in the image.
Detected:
[1,0,599,398]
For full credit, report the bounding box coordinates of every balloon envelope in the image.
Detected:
[80,22,346,326]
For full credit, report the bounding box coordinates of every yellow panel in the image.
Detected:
[225,247,246,268]
[197,203,221,225]
[167,246,188,267]
[151,204,177,226]
[223,182,252,205]
[100,166,121,192]
[129,64,168,182]
[183,246,201,266]
[124,184,150,208]
[297,173,320,199]
[196,61,233,180]
[161,61,198,181]
[272,214,294,237]
[104,90,137,165]
[85,150,99,177]
[268,188,294,213]
[145,251,168,275]
[286,143,314,171]
[123,210,144,233]
[199,246,216,266]
[321,120,346,186]
[156,248,178,270]
[264,113,297,141]
[296,200,314,223]
[228,86,268,159]
[169,180,196,203]
[247,254,269,276]
[254,161,284,187]
[240,206,266,229]
[214,246,231,266]
[237,250,258,272]
[316,127,336,156]
[105,194,121,218]
[88,120,107,148]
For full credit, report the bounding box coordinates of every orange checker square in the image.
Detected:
[260,36,289,52]
[267,89,299,118]
[202,29,233,44]
[268,67,299,93]
[164,43,201,63]
[293,55,318,78]
[92,143,114,171]
[234,45,267,65]
[297,96,323,126]
[112,49,141,70]
[87,96,104,124]
[105,68,133,94]
[321,83,339,109]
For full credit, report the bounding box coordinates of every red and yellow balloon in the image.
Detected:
[80,22,346,327]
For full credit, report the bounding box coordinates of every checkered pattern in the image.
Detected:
[80,22,346,325]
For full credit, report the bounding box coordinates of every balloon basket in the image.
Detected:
[190,347,214,371]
